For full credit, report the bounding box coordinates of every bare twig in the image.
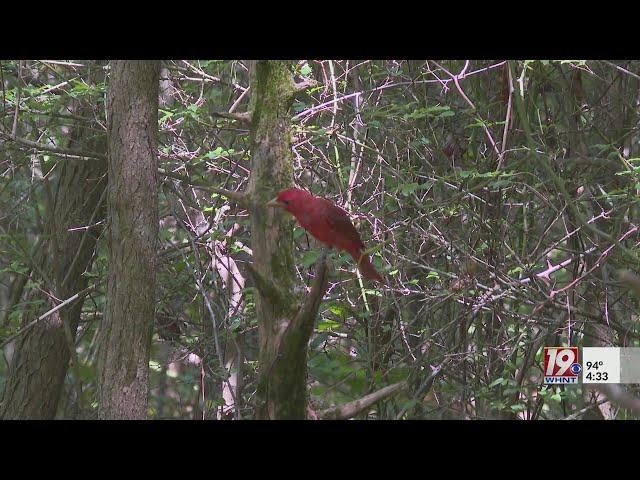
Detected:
[550,225,639,298]
[497,64,513,170]
[601,60,640,81]
[431,60,502,159]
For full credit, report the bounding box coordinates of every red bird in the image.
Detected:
[267,188,383,283]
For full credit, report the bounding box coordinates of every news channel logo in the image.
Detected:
[543,347,581,384]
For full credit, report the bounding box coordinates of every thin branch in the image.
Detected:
[601,60,640,81]
[0,282,101,349]
[211,110,253,124]
[229,87,250,113]
[39,60,86,68]
[395,358,450,419]
[319,380,408,420]
[431,60,502,159]
[179,60,247,91]
[159,168,248,207]
[0,130,106,161]
[294,78,318,93]
[11,60,22,136]
[549,225,639,298]
[497,63,513,170]
[61,185,107,288]
[210,187,248,205]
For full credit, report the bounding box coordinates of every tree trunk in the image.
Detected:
[97,60,160,420]
[245,61,327,419]
[0,62,107,419]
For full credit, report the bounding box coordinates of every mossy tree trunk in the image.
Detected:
[0,62,107,419]
[244,60,327,419]
[97,60,160,420]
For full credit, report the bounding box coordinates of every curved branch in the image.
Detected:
[290,252,329,339]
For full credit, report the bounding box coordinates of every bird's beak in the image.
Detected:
[266,197,284,209]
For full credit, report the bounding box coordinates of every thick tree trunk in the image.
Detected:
[97,60,160,420]
[246,61,327,419]
[0,62,107,419]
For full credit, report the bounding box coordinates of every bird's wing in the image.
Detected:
[321,199,365,251]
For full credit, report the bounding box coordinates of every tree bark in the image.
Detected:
[0,62,107,419]
[97,60,160,420]
[245,61,328,419]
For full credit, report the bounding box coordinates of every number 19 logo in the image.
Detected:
[544,347,581,384]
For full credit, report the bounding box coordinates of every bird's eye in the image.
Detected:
[283,200,290,205]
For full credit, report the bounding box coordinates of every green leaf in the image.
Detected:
[403,105,454,120]
[206,147,225,159]
[318,319,341,331]
[364,289,383,297]
[300,63,312,77]
[489,378,504,388]
[329,304,348,318]
[399,398,419,412]
[301,250,320,268]
[398,182,420,196]
[426,271,439,280]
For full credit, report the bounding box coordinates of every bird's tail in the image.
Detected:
[351,250,384,283]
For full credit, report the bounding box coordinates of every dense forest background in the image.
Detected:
[1,60,640,420]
